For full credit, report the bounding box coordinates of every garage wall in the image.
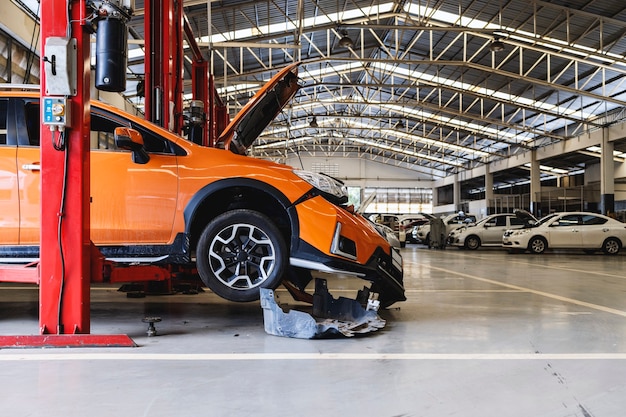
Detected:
[284,156,433,188]
[585,162,626,202]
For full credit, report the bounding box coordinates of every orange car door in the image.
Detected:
[89,149,178,244]
[0,146,19,244]
[15,146,41,244]
[0,98,19,244]
[88,112,178,244]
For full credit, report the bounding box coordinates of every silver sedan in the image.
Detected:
[502,212,626,255]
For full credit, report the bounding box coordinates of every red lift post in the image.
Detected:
[38,0,91,337]
[180,13,230,147]
[144,0,184,133]
[183,14,209,146]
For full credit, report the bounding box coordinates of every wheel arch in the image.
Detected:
[184,178,298,254]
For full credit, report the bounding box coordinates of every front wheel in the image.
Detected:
[196,210,287,302]
[528,236,547,254]
[602,238,621,255]
[465,235,481,250]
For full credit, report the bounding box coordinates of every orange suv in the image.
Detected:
[0,64,405,307]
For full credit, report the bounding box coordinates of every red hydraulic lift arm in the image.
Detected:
[144,0,184,134]
[182,13,230,147]
[183,13,208,146]
[39,0,91,335]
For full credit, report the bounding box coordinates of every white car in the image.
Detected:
[414,213,477,246]
[448,212,537,250]
[397,214,434,246]
[370,222,402,249]
[502,212,626,255]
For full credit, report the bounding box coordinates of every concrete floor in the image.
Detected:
[1,247,625,417]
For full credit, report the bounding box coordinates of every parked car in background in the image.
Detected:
[502,212,626,255]
[370,222,402,249]
[414,213,477,246]
[447,212,537,250]
[398,213,434,246]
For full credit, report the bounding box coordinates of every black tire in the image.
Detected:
[196,210,287,302]
[465,235,481,250]
[528,236,547,254]
[602,238,621,255]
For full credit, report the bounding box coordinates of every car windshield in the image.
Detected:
[472,217,493,227]
[534,213,558,227]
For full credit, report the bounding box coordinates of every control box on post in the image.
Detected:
[42,96,71,130]
[43,37,77,96]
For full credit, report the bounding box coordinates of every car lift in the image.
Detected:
[0,0,386,347]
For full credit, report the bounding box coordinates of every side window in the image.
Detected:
[132,123,175,154]
[91,112,124,150]
[509,217,525,227]
[555,215,580,226]
[581,215,607,226]
[0,99,7,145]
[11,98,40,146]
[24,101,40,146]
[494,216,507,227]
[90,111,175,155]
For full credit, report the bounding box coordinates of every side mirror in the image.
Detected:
[114,127,150,164]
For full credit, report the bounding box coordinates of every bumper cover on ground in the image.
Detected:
[260,279,386,339]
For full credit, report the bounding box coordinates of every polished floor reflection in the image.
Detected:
[1,246,625,417]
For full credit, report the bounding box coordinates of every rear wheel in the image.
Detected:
[196,210,287,302]
[602,238,621,255]
[465,235,481,250]
[528,236,547,254]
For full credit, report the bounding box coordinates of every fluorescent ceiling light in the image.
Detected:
[372,62,593,120]
[404,3,626,69]
[259,117,490,158]
[199,3,395,44]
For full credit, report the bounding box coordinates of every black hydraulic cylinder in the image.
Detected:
[95,17,128,92]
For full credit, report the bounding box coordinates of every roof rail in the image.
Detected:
[0,84,40,91]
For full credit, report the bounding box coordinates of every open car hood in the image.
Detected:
[514,209,538,226]
[216,63,300,155]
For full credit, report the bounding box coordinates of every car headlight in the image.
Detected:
[293,170,348,204]
[507,229,528,237]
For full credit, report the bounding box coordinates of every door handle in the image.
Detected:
[22,163,41,171]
